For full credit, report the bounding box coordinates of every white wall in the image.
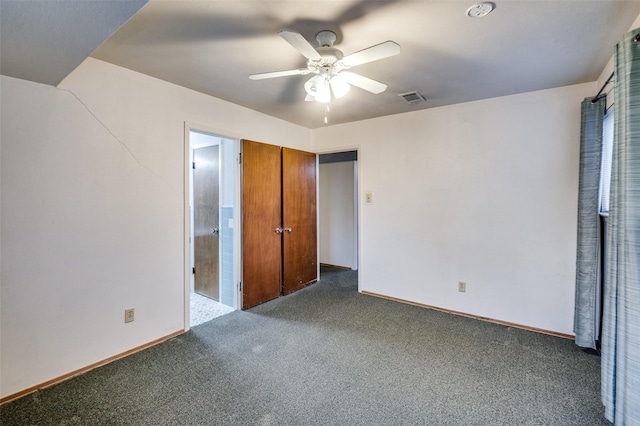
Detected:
[319,161,357,269]
[0,58,311,399]
[312,83,595,335]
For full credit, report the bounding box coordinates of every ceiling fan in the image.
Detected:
[249,30,401,103]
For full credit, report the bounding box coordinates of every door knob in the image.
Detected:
[284,227,292,233]
[275,227,284,234]
[211,228,219,235]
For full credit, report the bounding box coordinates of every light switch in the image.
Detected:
[365,191,373,205]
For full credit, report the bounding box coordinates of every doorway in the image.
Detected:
[187,129,238,327]
[318,151,358,272]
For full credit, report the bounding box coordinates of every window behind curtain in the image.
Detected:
[599,109,615,215]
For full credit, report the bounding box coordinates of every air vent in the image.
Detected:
[398,91,426,104]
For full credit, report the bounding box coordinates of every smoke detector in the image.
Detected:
[398,91,426,104]
[467,2,495,18]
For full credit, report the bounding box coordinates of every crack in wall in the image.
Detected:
[59,88,175,192]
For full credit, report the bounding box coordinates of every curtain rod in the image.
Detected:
[591,72,615,104]
[591,33,639,103]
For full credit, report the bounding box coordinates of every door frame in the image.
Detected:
[183,122,242,331]
[315,146,361,292]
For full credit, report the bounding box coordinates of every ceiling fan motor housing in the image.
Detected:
[316,30,337,47]
[307,47,344,71]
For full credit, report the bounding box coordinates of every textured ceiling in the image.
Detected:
[2,1,640,128]
[0,0,147,86]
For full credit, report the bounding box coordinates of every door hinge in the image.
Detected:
[239,281,242,291]
[192,161,196,169]
[238,153,242,164]
[192,267,196,275]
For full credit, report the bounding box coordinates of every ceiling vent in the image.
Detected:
[398,91,426,104]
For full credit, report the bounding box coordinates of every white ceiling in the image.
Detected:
[2,1,639,129]
[0,0,147,86]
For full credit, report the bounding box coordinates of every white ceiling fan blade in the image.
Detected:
[249,68,310,80]
[340,71,387,94]
[341,41,401,68]
[278,30,322,61]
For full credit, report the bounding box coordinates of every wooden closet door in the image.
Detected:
[241,140,282,309]
[282,147,318,295]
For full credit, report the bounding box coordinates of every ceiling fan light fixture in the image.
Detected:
[305,73,333,103]
[330,74,350,99]
[316,81,331,103]
[304,75,322,95]
[251,29,400,110]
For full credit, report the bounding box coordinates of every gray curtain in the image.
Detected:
[574,97,605,349]
[601,28,640,425]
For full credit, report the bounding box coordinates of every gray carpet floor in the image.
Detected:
[1,267,608,425]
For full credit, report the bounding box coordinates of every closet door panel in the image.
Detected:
[241,140,282,309]
[282,147,318,295]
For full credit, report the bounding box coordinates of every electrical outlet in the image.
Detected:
[458,281,466,293]
[124,308,135,323]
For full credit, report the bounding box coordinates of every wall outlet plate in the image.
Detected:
[125,308,135,323]
[458,282,466,293]
[365,191,373,205]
